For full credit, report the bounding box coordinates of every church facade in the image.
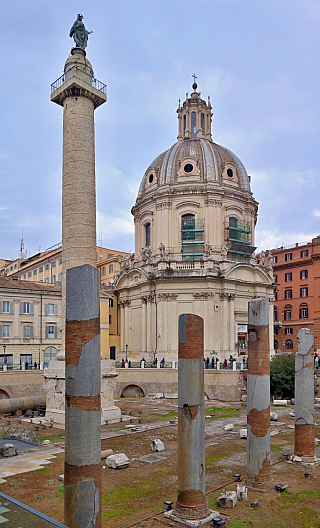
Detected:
[114,83,275,362]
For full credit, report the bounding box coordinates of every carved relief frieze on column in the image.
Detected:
[146,294,154,303]
[157,293,178,302]
[193,292,215,300]
[156,201,172,210]
[140,296,148,304]
[119,300,131,308]
[219,293,229,300]
[205,198,222,207]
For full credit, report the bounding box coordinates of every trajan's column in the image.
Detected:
[51,15,106,528]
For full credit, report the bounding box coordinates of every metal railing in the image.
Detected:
[51,65,107,95]
[2,426,40,446]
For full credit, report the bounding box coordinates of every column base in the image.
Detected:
[246,473,273,490]
[164,509,218,527]
[291,454,318,466]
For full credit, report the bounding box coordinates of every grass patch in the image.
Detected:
[151,410,177,420]
[102,481,156,519]
[55,483,64,499]
[206,407,238,420]
[228,520,249,528]
[41,433,65,443]
[36,466,50,474]
[205,454,223,469]
[298,489,320,498]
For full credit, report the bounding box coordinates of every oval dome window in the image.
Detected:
[184,163,194,173]
[149,174,154,183]
[227,168,233,178]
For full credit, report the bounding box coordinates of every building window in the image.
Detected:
[284,308,292,321]
[274,274,277,283]
[109,315,112,324]
[20,354,32,367]
[183,115,186,132]
[299,306,309,319]
[10,266,13,272]
[45,264,49,271]
[274,291,278,301]
[285,339,293,350]
[23,325,34,339]
[285,253,292,261]
[274,308,278,321]
[14,264,17,269]
[285,328,293,335]
[191,112,197,138]
[20,302,33,314]
[28,272,31,278]
[274,327,279,335]
[109,264,113,274]
[51,275,56,284]
[273,256,278,263]
[300,287,308,297]
[107,254,113,258]
[1,325,10,338]
[109,298,114,308]
[285,290,292,299]
[2,301,13,314]
[300,270,308,280]
[52,261,56,268]
[102,266,106,276]
[39,267,43,273]
[274,340,279,350]
[46,326,57,339]
[59,258,62,265]
[145,222,151,247]
[33,269,37,276]
[201,113,205,134]
[58,272,62,282]
[285,273,292,282]
[301,249,308,258]
[45,277,49,283]
[45,304,57,315]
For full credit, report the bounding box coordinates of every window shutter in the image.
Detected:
[0,326,2,338]
[23,326,26,339]
[45,326,48,339]
[54,327,58,338]
[30,326,34,338]
[299,309,302,319]
[20,303,23,314]
[30,303,34,315]
[9,302,13,314]
[45,304,48,315]
[54,304,58,315]
[0,302,2,313]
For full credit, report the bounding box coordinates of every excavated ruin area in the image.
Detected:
[1,398,320,528]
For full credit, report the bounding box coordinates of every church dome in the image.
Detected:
[138,138,250,197]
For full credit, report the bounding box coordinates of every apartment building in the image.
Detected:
[260,236,320,353]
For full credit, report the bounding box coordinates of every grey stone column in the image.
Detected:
[246,297,271,489]
[173,314,212,523]
[51,46,106,528]
[294,328,315,460]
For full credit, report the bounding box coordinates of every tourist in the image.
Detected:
[160,358,165,368]
[223,358,227,369]
[121,358,125,368]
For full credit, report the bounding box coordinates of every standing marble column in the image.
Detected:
[294,328,315,460]
[246,297,271,489]
[171,314,213,524]
[51,45,106,528]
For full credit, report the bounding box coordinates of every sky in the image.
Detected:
[1,0,320,260]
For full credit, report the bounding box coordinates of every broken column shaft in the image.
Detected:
[246,297,271,488]
[294,328,315,459]
[51,46,106,528]
[174,314,211,521]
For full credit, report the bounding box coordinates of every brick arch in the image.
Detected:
[0,389,10,399]
[121,384,145,398]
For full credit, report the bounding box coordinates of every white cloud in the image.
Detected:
[314,209,320,217]
[256,230,318,252]
[97,211,134,237]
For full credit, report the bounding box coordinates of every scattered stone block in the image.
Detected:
[237,485,248,501]
[292,455,302,463]
[239,428,247,439]
[289,412,295,419]
[164,393,178,399]
[241,395,247,402]
[270,430,279,436]
[106,453,129,469]
[151,439,165,452]
[42,440,51,446]
[147,393,164,399]
[0,444,17,457]
[59,474,64,482]
[274,399,288,406]
[217,491,237,508]
[139,454,167,464]
[223,424,234,431]
[101,449,113,458]
[270,412,278,421]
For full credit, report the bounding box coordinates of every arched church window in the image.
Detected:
[145,223,151,247]
[191,112,197,138]
[183,115,186,132]
[285,339,293,350]
[201,113,205,134]
[181,214,195,241]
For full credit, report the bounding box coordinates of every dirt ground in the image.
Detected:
[1,398,320,528]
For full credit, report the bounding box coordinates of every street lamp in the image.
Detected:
[283,341,286,353]
[3,344,6,366]
[125,344,128,363]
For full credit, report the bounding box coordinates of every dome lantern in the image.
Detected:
[177,77,212,141]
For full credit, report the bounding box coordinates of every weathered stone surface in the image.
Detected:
[274,399,288,406]
[106,453,129,469]
[0,444,17,457]
[151,439,165,452]
[224,424,234,431]
[270,412,278,421]
[237,485,248,501]
[217,491,237,508]
[240,428,247,439]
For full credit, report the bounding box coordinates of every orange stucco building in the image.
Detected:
[260,236,320,353]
